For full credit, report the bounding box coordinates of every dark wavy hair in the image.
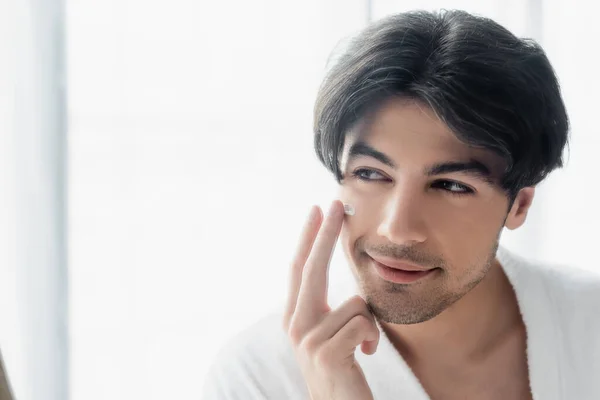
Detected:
[313,10,569,201]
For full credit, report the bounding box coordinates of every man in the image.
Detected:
[202,10,600,400]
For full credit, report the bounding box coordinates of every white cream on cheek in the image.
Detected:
[343,203,355,216]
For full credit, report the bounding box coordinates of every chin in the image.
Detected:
[364,293,447,325]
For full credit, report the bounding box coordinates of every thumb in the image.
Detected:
[360,338,379,355]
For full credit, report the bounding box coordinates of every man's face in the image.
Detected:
[338,98,513,325]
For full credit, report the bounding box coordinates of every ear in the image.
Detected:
[505,187,536,230]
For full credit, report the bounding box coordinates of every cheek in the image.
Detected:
[428,202,491,233]
[337,186,382,257]
[337,184,387,216]
[337,187,385,236]
[426,194,505,231]
[427,199,505,264]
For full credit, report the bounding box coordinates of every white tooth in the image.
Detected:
[343,203,355,216]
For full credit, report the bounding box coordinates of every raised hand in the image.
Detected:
[283,200,380,400]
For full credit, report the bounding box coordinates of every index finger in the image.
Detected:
[294,200,345,327]
[282,205,323,331]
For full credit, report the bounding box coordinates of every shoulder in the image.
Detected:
[500,246,600,345]
[499,246,600,308]
[201,312,307,400]
[524,254,600,306]
[535,260,600,334]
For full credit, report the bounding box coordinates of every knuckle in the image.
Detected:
[344,296,374,323]
[299,332,320,354]
[347,294,367,309]
[287,322,304,346]
[314,345,335,369]
[350,314,371,333]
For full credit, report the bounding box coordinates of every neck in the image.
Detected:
[379,258,523,366]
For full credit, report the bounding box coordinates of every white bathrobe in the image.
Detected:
[202,246,600,399]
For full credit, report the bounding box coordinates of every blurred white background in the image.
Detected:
[1,0,599,399]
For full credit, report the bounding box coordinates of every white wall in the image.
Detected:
[0,0,68,399]
[68,1,367,399]
[535,0,600,270]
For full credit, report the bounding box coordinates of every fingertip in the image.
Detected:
[330,199,345,218]
[361,340,378,355]
[371,329,380,353]
[308,205,322,222]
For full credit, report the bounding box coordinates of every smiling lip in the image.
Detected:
[368,255,437,284]
[371,259,436,284]
[368,255,432,272]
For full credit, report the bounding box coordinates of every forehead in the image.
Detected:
[341,98,505,174]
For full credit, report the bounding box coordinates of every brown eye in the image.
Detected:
[352,168,387,182]
[432,180,474,195]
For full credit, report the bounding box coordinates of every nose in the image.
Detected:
[376,185,428,245]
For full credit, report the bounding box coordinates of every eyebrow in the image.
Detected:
[346,141,494,184]
[347,141,396,168]
[425,160,493,184]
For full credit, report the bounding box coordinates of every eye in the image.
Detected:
[351,168,388,182]
[432,180,474,195]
